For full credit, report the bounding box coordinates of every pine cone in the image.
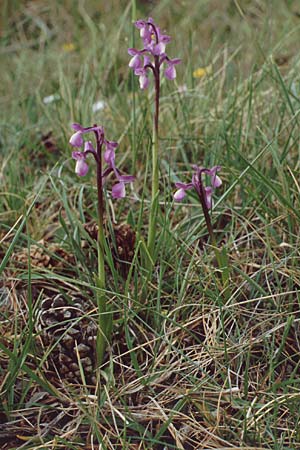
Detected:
[113,224,136,277]
[12,240,75,271]
[37,294,97,385]
[84,222,136,277]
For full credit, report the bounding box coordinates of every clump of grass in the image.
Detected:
[1,0,300,448]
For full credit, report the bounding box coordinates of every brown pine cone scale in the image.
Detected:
[37,294,97,385]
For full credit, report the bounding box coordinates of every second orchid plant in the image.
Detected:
[70,123,134,365]
[128,17,180,264]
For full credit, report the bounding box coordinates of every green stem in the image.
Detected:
[147,57,160,262]
[198,183,230,299]
[95,130,107,366]
[131,0,137,172]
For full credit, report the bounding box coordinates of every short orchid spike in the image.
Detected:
[174,164,223,253]
[174,165,222,209]
[69,122,134,199]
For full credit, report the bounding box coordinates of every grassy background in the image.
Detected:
[1,0,300,449]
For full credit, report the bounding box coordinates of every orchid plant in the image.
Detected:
[174,165,221,245]
[70,122,134,365]
[174,165,229,295]
[128,18,180,264]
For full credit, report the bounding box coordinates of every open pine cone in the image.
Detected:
[12,240,76,271]
[84,222,136,277]
[37,294,97,385]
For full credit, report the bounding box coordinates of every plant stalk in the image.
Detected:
[147,56,160,261]
[95,129,107,366]
[198,182,230,298]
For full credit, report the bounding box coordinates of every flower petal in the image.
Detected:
[135,20,146,29]
[71,123,84,131]
[129,54,143,69]
[139,74,149,89]
[174,188,186,201]
[153,42,166,56]
[112,182,126,199]
[204,187,213,208]
[75,159,89,176]
[175,182,193,190]
[117,174,135,183]
[84,141,95,152]
[69,131,83,147]
[165,65,176,80]
[128,47,139,56]
[212,174,222,188]
[105,140,118,151]
[168,58,181,65]
[72,151,84,160]
[104,149,115,166]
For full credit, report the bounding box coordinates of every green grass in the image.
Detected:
[1,0,300,449]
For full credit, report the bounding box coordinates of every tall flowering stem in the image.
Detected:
[128,18,180,262]
[94,127,105,290]
[69,123,134,365]
[174,165,230,296]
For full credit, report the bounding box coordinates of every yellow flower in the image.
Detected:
[62,42,76,52]
[193,65,212,78]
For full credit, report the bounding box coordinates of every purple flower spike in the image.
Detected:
[69,122,134,199]
[129,18,180,90]
[174,165,222,208]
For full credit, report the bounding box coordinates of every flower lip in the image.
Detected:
[139,73,150,90]
[75,159,89,177]
[69,131,83,147]
[165,65,176,80]
[174,188,187,201]
[204,186,213,208]
[104,149,115,166]
[129,54,143,69]
[112,182,126,199]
